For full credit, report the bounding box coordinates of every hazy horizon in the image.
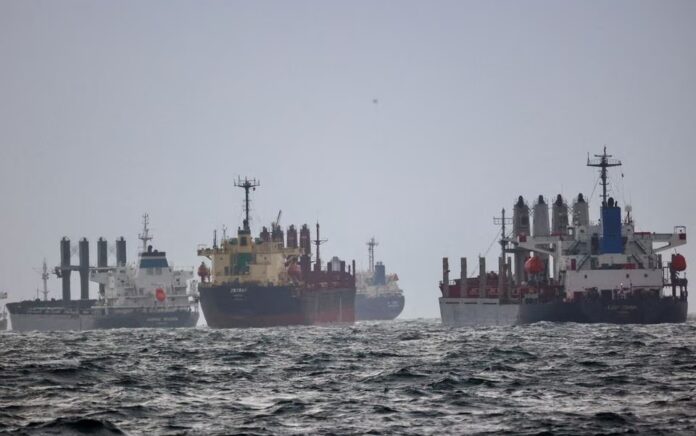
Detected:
[1,0,695,318]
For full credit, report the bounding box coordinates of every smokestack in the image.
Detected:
[271,225,284,246]
[79,238,89,300]
[116,237,126,266]
[552,194,569,234]
[532,195,550,237]
[513,196,530,284]
[299,224,311,256]
[97,237,107,297]
[572,193,590,227]
[286,225,298,248]
[60,237,71,303]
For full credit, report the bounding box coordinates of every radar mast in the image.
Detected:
[367,237,379,273]
[314,223,327,270]
[587,147,622,207]
[235,177,260,232]
[138,213,153,253]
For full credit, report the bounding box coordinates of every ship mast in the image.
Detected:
[493,208,512,259]
[587,146,622,207]
[138,213,153,253]
[235,177,260,232]
[41,258,49,301]
[314,222,327,270]
[367,237,378,273]
[33,258,51,301]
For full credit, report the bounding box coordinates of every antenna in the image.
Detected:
[221,225,227,241]
[587,146,622,207]
[138,213,153,252]
[367,237,379,273]
[493,208,513,258]
[314,222,327,270]
[32,258,51,301]
[235,177,260,231]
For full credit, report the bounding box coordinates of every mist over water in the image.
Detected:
[2,320,695,435]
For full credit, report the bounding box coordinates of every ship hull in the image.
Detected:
[92,308,199,329]
[6,300,198,331]
[199,284,355,328]
[518,298,688,324]
[355,293,404,321]
[439,297,519,326]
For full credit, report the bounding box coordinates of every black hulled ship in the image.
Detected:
[355,238,404,320]
[196,178,356,328]
[512,148,688,324]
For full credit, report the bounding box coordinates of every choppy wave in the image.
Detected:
[1,320,695,435]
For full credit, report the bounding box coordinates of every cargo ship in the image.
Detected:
[514,148,687,324]
[440,148,688,325]
[196,177,356,328]
[355,238,404,320]
[7,215,199,331]
[439,197,534,326]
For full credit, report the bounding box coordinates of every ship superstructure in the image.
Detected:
[7,215,199,331]
[354,238,405,320]
[196,177,356,328]
[439,147,688,325]
[88,214,199,328]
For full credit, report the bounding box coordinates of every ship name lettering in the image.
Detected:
[607,305,638,311]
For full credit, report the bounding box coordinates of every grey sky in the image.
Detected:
[1,0,695,318]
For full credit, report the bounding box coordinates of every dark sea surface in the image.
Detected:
[1,320,696,435]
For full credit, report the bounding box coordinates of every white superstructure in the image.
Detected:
[90,215,196,312]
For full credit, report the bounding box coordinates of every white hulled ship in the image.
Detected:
[7,215,199,331]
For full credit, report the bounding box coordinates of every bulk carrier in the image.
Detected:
[440,148,688,325]
[196,178,356,328]
[7,215,199,331]
[354,238,404,320]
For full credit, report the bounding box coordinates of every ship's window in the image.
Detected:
[240,237,248,246]
[626,274,630,279]
[644,274,648,278]
[224,266,229,275]
[584,274,588,279]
